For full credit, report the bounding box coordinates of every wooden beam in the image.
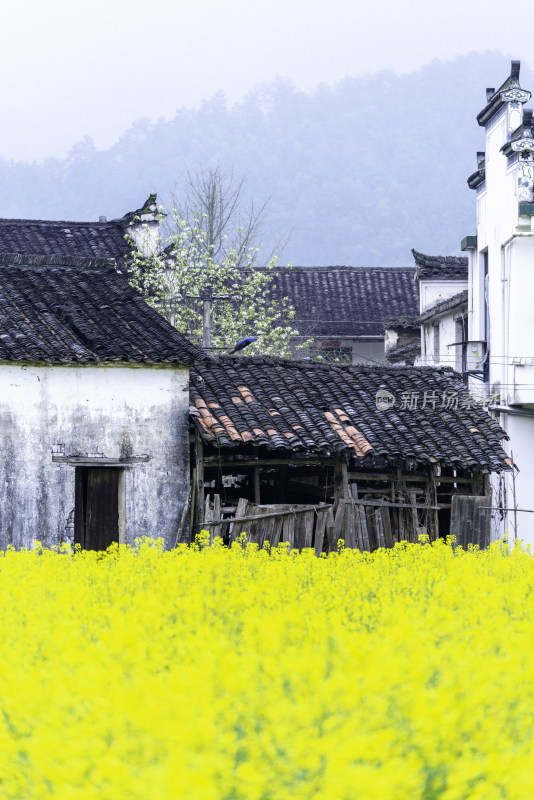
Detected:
[333,455,344,508]
[349,498,441,511]
[173,483,192,547]
[205,458,335,468]
[195,503,332,527]
[347,472,474,484]
[195,432,205,532]
[52,455,149,466]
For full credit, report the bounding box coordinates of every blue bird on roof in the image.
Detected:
[228,336,257,355]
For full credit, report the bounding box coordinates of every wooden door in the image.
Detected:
[74,468,120,550]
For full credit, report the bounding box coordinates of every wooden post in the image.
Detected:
[380,506,394,548]
[204,495,213,543]
[409,489,419,542]
[344,503,356,549]
[314,508,328,556]
[427,465,439,541]
[174,484,192,547]
[189,467,197,543]
[326,506,335,552]
[333,455,348,508]
[195,432,205,533]
[302,510,315,549]
[333,502,345,549]
[202,299,211,350]
[342,460,349,499]
[254,466,261,505]
[212,494,221,541]
[230,498,249,543]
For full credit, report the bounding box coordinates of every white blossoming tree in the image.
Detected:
[128,210,304,356]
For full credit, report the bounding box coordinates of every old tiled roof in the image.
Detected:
[0,217,130,262]
[412,250,468,280]
[190,356,510,472]
[386,339,421,365]
[0,195,157,263]
[262,266,418,337]
[418,290,468,323]
[0,254,206,364]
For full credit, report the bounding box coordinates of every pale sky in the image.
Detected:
[0,0,528,161]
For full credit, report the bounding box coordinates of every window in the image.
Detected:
[455,316,468,376]
[433,325,440,363]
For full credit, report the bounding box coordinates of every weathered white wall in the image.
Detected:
[419,280,466,313]
[0,363,190,550]
[126,220,160,256]
[420,310,464,369]
[490,414,534,546]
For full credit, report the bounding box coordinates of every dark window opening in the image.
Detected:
[483,250,490,382]
[74,467,121,550]
[433,325,440,363]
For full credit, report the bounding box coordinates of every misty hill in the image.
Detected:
[0,51,528,266]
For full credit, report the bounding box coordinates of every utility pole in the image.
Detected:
[202,298,211,349]
[186,292,231,352]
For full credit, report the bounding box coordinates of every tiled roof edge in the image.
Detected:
[252,265,415,272]
[0,217,127,228]
[0,253,117,269]
[411,249,468,267]
[417,290,469,323]
[202,353,456,375]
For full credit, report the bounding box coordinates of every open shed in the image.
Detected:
[189,356,511,551]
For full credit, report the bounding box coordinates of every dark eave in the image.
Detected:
[467,168,485,190]
[417,290,468,324]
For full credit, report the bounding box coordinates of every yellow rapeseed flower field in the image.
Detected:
[1,534,534,799]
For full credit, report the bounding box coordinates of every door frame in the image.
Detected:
[74,466,127,549]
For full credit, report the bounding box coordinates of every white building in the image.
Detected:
[465,60,534,543]
[0,253,205,551]
[411,250,468,369]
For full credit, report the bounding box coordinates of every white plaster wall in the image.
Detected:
[126,221,160,256]
[471,100,534,538]
[420,311,464,369]
[491,414,534,546]
[0,364,190,550]
[419,281,467,313]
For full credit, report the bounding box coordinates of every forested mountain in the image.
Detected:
[0,52,528,265]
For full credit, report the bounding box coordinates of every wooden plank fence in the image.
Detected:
[195,492,435,553]
[193,485,481,553]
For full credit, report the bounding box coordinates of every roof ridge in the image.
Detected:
[0,218,125,227]
[0,253,117,269]
[411,248,468,266]
[254,265,414,271]
[212,353,454,373]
